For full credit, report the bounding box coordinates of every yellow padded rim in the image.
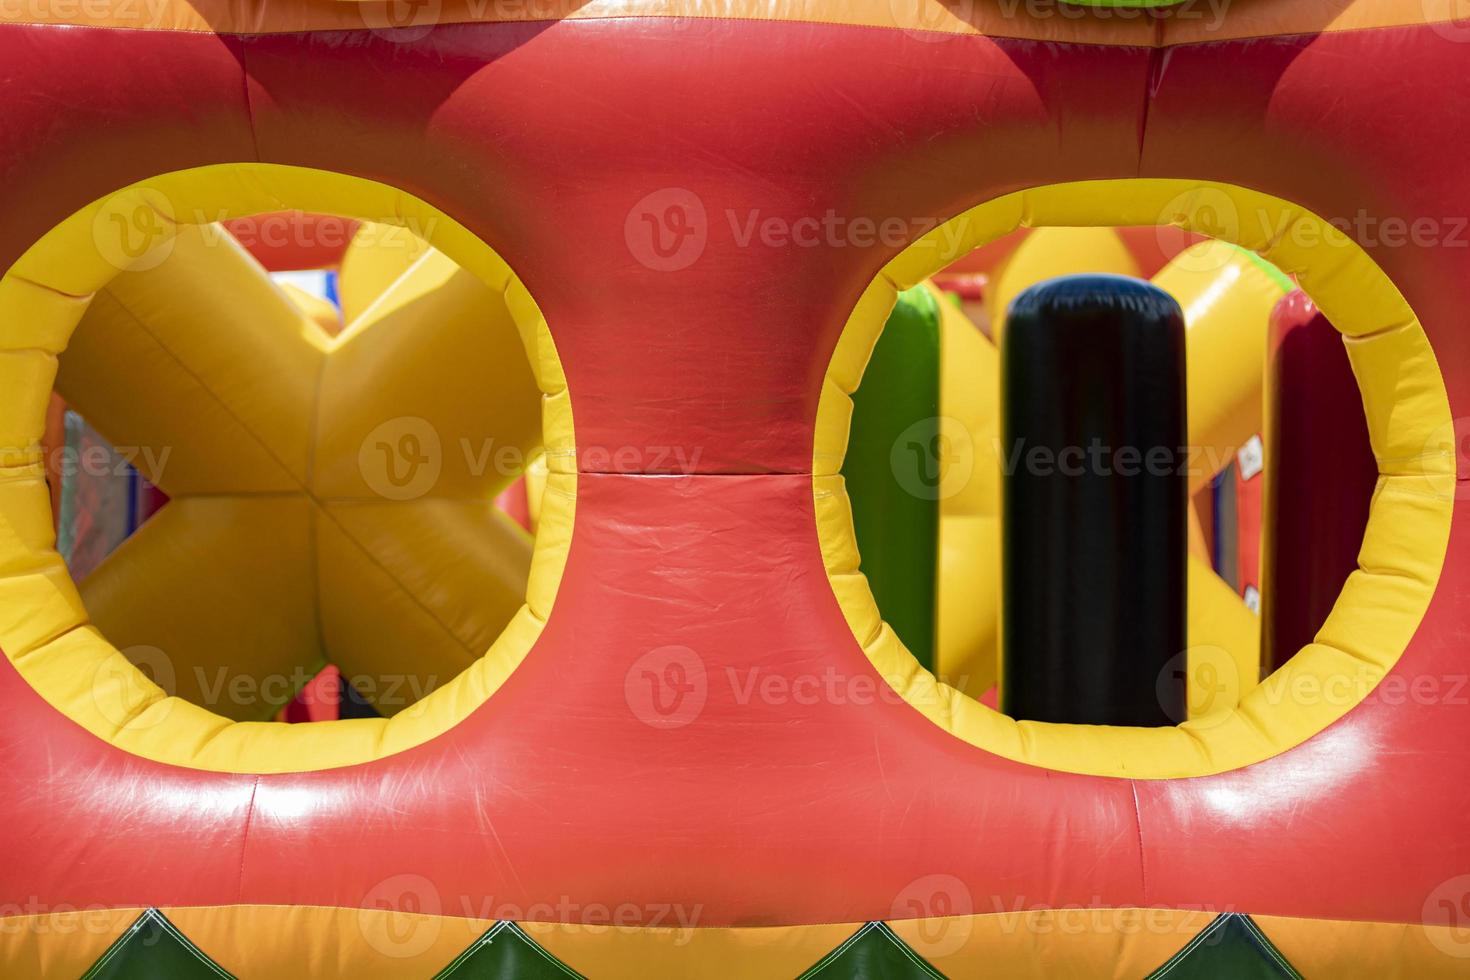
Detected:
[815,178,1454,779]
[0,163,574,774]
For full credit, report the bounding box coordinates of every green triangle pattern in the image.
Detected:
[80,908,234,980]
[1145,913,1303,979]
[434,921,584,979]
[70,905,1308,978]
[798,922,945,979]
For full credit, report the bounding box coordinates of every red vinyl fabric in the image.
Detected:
[1,14,1467,932]
[1262,292,1379,674]
[222,212,360,272]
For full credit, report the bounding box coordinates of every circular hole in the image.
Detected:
[825,181,1451,777]
[44,214,545,723]
[0,167,571,770]
[850,226,1376,724]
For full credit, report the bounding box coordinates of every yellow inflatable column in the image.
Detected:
[1152,240,1293,497]
[984,226,1140,340]
[933,286,1001,699]
[1152,240,1293,715]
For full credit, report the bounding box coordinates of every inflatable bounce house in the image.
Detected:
[1,0,1468,975]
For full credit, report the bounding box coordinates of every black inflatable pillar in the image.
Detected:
[1000,274,1187,727]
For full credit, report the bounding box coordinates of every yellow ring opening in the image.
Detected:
[816,178,1455,779]
[0,163,574,774]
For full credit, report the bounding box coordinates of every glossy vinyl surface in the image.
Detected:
[1002,275,1187,727]
[1262,291,1379,675]
[0,4,1466,944]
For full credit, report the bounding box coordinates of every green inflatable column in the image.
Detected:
[843,284,943,670]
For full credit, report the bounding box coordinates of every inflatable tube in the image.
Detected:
[1261,290,1378,676]
[1000,274,1189,727]
[845,281,1003,690]
[934,285,1001,699]
[1152,240,1294,497]
[844,284,942,666]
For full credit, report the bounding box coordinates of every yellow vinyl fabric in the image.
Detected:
[1252,914,1470,979]
[1184,552,1263,719]
[279,281,343,335]
[4,904,1465,978]
[335,221,434,327]
[522,919,866,980]
[816,178,1453,779]
[1149,239,1290,704]
[1187,498,1212,563]
[984,226,1140,341]
[0,908,144,979]
[52,222,542,721]
[933,283,1001,698]
[523,451,551,532]
[890,908,1218,977]
[1152,240,1293,496]
[0,163,574,771]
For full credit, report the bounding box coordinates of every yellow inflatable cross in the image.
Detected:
[54,224,543,721]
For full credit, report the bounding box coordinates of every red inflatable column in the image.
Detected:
[1261,291,1378,675]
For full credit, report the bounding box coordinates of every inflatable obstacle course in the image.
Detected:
[0,0,1466,976]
